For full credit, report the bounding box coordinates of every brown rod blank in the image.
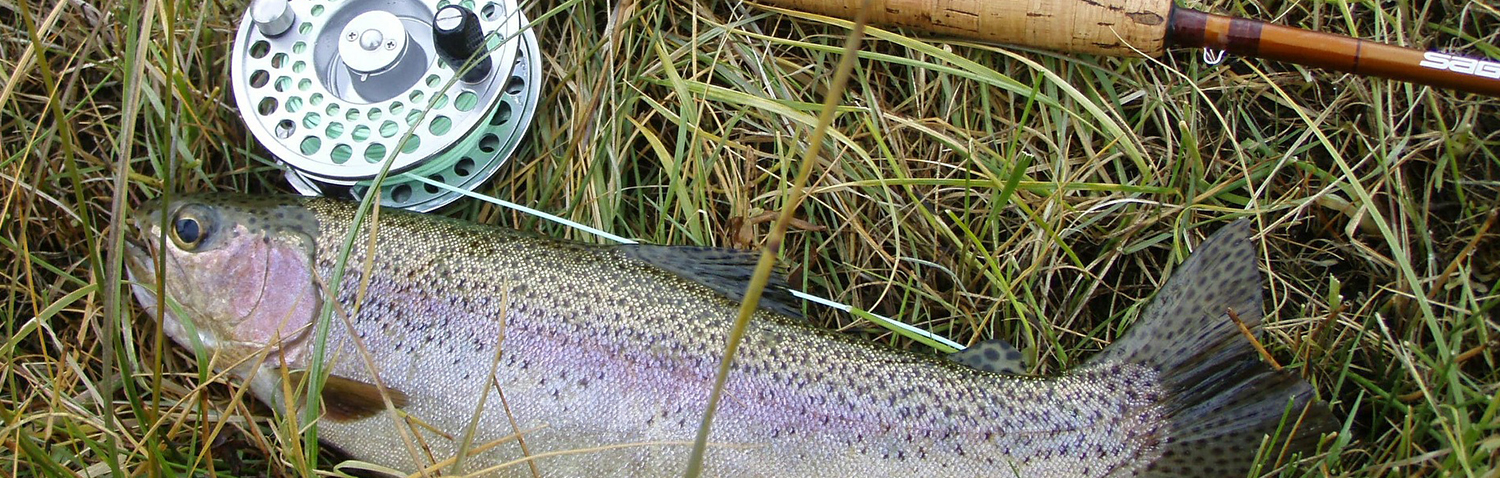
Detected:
[1167,7,1500,96]
[750,0,1500,97]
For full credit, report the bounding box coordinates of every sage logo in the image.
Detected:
[1419,52,1500,79]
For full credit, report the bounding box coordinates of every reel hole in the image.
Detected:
[300,136,322,154]
[364,143,388,163]
[391,184,413,203]
[274,120,296,139]
[481,3,501,20]
[400,135,420,153]
[490,102,512,125]
[250,40,270,59]
[455,157,474,176]
[429,116,452,135]
[424,176,442,194]
[331,144,352,163]
[257,97,279,115]
[455,91,478,112]
[250,70,270,88]
[505,76,524,95]
[478,133,499,153]
[271,52,288,69]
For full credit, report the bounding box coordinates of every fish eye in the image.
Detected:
[171,211,207,249]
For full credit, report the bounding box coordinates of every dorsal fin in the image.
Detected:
[947,338,1029,375]
[618,245,804,319]
[289,371,409,422]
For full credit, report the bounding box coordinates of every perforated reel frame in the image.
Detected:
[231,0,541,211]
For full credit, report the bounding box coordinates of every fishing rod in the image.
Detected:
[752,0,1500,97]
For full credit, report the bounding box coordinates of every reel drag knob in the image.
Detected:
[433,5,491,83]
[250,0,296,37]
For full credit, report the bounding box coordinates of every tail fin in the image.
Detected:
[1090,220,1338,477]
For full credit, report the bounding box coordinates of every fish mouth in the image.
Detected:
[121,235,155,280]
[123,199,165,281]
[123,236,149,255]
[121,232,162,312]
[121,225,208,351]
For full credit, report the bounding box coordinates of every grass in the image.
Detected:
[2,0,1497,475]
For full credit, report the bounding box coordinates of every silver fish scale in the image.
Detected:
[290,199,1168,477]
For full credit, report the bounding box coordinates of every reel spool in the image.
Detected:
[230,0,542,211]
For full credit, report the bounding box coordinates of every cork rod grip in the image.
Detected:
[754,0,1175,56]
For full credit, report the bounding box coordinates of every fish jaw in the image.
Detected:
[123,236,206,351]
[124,196,324,369]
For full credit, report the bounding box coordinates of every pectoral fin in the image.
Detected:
[948,338,1028,375]
[288,371,409,422]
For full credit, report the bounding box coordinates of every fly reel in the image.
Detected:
[230,0,541,211]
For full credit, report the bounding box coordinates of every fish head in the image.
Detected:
[124,194,323,366]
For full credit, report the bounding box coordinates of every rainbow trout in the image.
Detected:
[123,194,1335,477]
